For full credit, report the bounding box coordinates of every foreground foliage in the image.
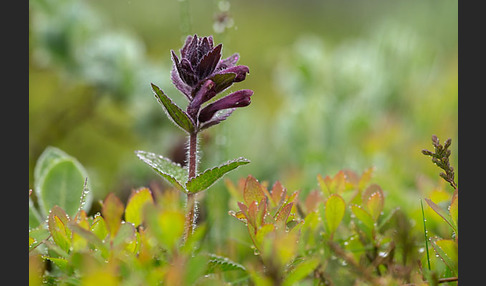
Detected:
[29,136,457,285]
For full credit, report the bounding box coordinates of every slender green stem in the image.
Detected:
[420,199,431,271]
[184,131,198,243]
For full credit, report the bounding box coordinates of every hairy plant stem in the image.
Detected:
[184,131,198,243]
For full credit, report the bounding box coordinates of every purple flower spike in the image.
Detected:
[162,34,253,132]
[170,34,250,97]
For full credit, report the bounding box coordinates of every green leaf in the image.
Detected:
[135,150,188,193]
[207,253,247,273]
[282,257,320,286]
[209,72,237,93]
[125,188,154,227]
[351,204,374,237]
[151,83,195,133]
[424,198,457,233]
[324,194,346,238]
[34,147,92,218]
[29,197,43,229]
[186,157,250,193]
[431,238,458,275]
[47,206,72,254]
[102,193,125,240]
[366,190,384,221]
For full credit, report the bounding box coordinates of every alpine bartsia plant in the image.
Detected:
[136,34,252,242]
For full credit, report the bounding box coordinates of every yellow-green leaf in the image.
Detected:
[125,188,154,227]
[366,191,384,221]
[432,238,458,275]
[324,194,346,238]
[47,206,72,254]
[450,191,458,232]
[243,175,266,205]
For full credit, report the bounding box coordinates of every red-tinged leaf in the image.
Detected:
[125,188,154,227]
[256,198,268,227]
[102,193,125,239]
[248,201,258,228]
[358,167,374,190]
[276,202,293,229]
[243,175,266,206]
[366,191,384,221]
[362,184,383,204]
[305,190,323,213]
[237,202,250,223]
[324,194,346,238]
[424,198,456,233]
[270,181,286,207]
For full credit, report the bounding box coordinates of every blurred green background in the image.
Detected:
[29,0,457,226]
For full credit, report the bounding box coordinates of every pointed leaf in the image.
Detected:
[324,194,346,238]
[135,150,188,193]
[424,198,457,233]
[102,193,124,239]
[282,257,320,286]
[243,175,266,206]
[351,204,374,236]
[366,191,384,221]
[151,83,195,133]
[207,253,247,273]
[125,188,154,227]
[186,157,250,193]
[276,202,293,229]
[48,206,72,254]
[432,238,458,275]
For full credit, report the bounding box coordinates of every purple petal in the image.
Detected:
[196,44,222,80]
[180,35,195,58]
[216,53,240,70]
[187,80,216,118]
[198,89,253,123]
[171,67,192,100]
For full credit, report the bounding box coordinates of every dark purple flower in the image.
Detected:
[156,34,253,132]
[171,34,249,100]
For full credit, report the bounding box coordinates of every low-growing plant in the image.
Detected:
[29,35,458,286]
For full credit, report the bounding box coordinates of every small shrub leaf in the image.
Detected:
[282,257,320,286]
[101,193,125,239]
[186,157,250,193]
[351,204,375,235]
[151,83,195,133]
[431,238,458,275]
[135,150,188,193]
[243,175,266,206]
[47,206,72,254]
[125,188,154,227]
[207,253,247,273]
[449,191,458,232]
[424,198,457,233]
[324,194,346,238]
[35,147,92,219]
